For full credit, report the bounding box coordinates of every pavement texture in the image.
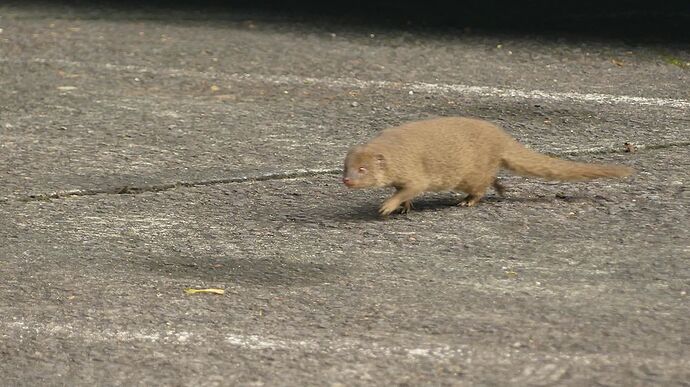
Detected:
[1,1,689,386]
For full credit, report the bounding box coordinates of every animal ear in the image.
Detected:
[375,153,385,165]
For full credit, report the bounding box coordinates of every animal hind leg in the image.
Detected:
[458,193,484,207]
[400,200,414,214]
[457,177,495,207]
[492,178,506,196]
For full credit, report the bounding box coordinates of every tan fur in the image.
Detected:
[342,117,634,216]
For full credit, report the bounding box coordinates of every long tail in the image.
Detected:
[501,141,634,181]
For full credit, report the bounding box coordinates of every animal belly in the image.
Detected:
[426,177,461,192]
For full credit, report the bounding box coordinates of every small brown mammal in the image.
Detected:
[342,117,634,216]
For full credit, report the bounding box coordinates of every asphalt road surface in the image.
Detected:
[1,1,689,386]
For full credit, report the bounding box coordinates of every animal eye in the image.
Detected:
[358,166,367,173]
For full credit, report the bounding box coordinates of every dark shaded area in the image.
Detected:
[7,0,690,42]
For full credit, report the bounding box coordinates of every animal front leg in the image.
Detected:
[379,186,422,216]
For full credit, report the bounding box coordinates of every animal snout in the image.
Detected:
[342,177,353,186]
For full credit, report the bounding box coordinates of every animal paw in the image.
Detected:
[400,201,413,214]
[458,195,481,207]
[379,200,401,216]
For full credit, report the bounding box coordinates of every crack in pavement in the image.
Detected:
[552,140,690,156]
[5,141,687,204]
[9,168,342,203]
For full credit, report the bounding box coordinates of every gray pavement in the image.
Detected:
[1,2,689,386]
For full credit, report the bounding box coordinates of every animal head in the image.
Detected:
[342,145,387,188]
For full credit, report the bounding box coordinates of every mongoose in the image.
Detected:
[342,117,634,216]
